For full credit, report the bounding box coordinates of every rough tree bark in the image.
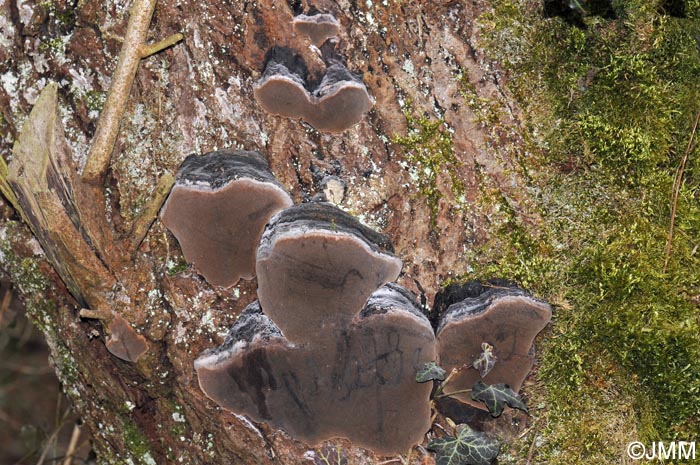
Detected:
[0,0,538,463]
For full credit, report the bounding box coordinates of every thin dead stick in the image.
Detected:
[524,423,540,465]
[0,286,12,326]
[663,111,700,273]
[62,423,81,465]
[128,172,175,254]
[142,33,184,58]
[82,0,182,184]
[79,308,113,321]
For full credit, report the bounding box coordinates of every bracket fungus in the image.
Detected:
[292,13,341,47]
[105,313,149,363]
[256,202,401,342]
[195,203,435,454]
[435,285,552,409]
[160,150,292,288]
[254,53,374,133]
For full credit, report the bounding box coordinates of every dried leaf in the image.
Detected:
[471,342,497,377]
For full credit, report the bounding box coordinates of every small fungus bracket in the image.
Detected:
[292,13,341,47]
[80,308,149,363]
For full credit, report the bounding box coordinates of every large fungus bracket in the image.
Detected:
[195,203,436,454]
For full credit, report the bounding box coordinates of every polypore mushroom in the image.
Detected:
[105,313,149,363]
[195,283,435,454]
[435,284,551,409]
[195,203,435,453]
[256,201,400,343]
[254,54,374,133]
[160,150,292,288]
[309,63,374,132]
[292,13,341,47]
[252,50,310,127]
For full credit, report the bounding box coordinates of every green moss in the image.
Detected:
[85,90,106,113]
[123,421,156,465]
[0,222,55,333]
[392,106,464,227]
[166,257,188,275]
[463,0,700,462]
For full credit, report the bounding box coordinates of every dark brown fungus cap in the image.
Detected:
[292,13,341,47]
[256,202,401,343]
[195,283,435,454]
[160,150,293,288]
[436,286,552,409]
[254,58,374,133]
[105,313,149,363]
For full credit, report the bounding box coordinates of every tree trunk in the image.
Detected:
[0,0,536,463]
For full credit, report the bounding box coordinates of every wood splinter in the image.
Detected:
[128,171,175,255]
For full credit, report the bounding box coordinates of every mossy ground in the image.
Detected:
[450,0,700,463]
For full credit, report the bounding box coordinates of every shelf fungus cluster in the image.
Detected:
[156,8,550,458]
[195,203,436,454]
[254,14,373,132]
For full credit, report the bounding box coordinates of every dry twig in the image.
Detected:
[82,0,159,183]
[61,423,82,465]
[663,111,700,273]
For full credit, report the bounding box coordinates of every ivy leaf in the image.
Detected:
[471,342,497,377]
[416,361,446,383]
[471,382,528,417]
[427,424,500,465]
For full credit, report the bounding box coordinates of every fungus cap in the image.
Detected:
[254,60,373,133]
[160,150,293,288]
[256,202,401,343]
[292,13,341,47]
[195,283,435,454]
[105,313,149,363]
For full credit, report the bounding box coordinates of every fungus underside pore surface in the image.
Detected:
[196,203,435,454]
[455,1,700,463]
[160,150,293,288]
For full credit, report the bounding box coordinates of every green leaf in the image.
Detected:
[416,361,446,383]
[472,342,497,377]
[427,424,500,465]
[471,382,528,417]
